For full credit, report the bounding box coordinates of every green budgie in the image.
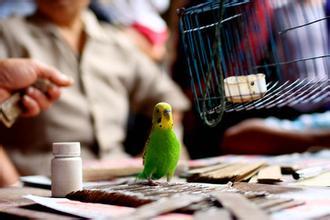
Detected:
[138,102,181,184]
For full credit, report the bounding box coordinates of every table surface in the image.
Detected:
[0,186,75,219]
[1,182,330,219]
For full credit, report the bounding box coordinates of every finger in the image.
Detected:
[21,95,40,117]
[46,85,61,102]
[26,87,51,110]
[33,60,73,87]
[0,88,10,103]
[0,59,37,90]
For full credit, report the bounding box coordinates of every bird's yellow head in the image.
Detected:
[152,102,173,129]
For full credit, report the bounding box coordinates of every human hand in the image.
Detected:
[0,58,73,117]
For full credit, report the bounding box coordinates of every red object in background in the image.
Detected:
[243,0,273,63]
[132,22,169,46]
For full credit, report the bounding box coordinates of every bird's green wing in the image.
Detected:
[145,129,180,179]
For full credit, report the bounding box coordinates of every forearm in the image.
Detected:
[222,119,328,155]
[264,130,330,154]
[310,131,330,147]
[263,129,318,154]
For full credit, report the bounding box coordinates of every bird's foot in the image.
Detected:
[147,179,159,186]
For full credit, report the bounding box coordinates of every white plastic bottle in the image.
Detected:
[51,142,82,197]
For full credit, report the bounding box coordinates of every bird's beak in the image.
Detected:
[164,109,171,120]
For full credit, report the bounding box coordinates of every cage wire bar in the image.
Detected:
[179,0,330,127]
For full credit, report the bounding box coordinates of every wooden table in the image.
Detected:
[1,182,330,219]
[0,187,75,219]
[0,183,275,219]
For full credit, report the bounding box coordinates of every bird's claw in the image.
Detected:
[148,179,159,186]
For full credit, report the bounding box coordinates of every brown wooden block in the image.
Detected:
[257,166,283,184]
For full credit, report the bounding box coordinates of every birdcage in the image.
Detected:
[179,0,330,127]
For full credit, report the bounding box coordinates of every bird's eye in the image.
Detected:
[157,118,161,123]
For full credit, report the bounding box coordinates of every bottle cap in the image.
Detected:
[53,142,81,157]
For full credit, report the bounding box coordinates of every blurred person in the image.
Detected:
[0,58,72,187]
[0,0,190,176]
